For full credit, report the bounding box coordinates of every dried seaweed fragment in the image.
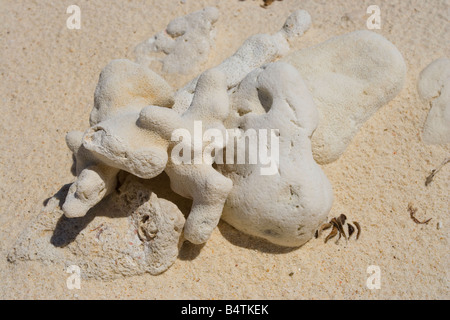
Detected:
[407,203,432,225]
[425,157,450,186]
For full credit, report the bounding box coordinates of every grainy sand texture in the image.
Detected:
[1,0,449,299]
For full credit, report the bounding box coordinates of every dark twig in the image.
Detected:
[408,203,432,225]
[425,157,449,186]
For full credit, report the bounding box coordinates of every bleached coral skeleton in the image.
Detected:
[63,9,314,245]
[65,61,233,245]
[62,8,406,249]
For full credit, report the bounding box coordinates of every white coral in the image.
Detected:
[282,30,407,164]
[218,62,333,247]
[172,9,312,113]
[62,9,407,256]
[65,60,233,245]
[418,58,450,145]
[135,7,219,74]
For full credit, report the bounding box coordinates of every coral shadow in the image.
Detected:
[178,241,206,261]
[46,173,296,257]
[42,183,71,207]
[217,221,298,254]
[43,183,89,248]
[50,209,96,248]
[49,185,127,248]
[49,172,192,249]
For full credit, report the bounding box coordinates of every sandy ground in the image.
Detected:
[0,0,449,299]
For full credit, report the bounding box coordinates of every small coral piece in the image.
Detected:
[418,58,450,145]
[118,174,185,275]
[63,59,174,218]
[135,7,219,74]
[8,173,188,278]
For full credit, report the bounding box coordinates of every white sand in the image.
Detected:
[0,0,448,299]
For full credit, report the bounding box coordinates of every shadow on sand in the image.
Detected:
[45,171,297,259]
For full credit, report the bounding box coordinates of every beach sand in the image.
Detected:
[0,0,448,299]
